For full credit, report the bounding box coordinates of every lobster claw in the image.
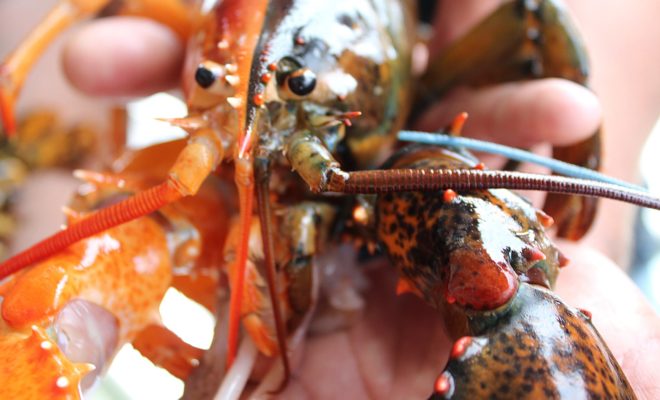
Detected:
[419,0,601,239]
[543,131,601,239]
[430,284,634,399]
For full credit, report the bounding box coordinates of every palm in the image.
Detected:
[279,245,659,399]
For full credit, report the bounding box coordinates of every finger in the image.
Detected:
[413,79,602,148]
[62,17,183,97]
[556,241,660,399]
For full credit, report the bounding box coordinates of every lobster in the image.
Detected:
[0,0,658,398]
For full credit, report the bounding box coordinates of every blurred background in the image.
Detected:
[1,0,659,398]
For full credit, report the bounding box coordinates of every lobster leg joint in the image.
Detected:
[285,131,344,193]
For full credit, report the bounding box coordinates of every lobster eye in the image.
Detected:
[287,68,317,96]
[195,65,216,88]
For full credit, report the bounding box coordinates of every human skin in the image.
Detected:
[50,1,660,398]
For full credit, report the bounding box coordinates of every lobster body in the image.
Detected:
[376,145,635,399]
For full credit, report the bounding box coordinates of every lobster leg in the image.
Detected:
[281,202,336,333]
[0,0,191,135]
[224,201,335,353]
[222,200,333,386]
[132,324,204,381]
[419,0,600,239]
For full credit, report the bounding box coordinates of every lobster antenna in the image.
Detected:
[325,168,660,210]
[254,155,291,391]
[397,130,643,191]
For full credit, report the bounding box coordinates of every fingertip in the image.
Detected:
[414,79,602,148]
[512,79,602,146]
[63,17,183,97]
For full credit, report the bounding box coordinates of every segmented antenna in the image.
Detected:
[326,168,660,210]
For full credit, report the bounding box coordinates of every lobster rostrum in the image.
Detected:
[0,0,658,398]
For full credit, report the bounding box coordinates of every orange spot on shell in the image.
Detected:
[450,336,472,359]
[434,371,454,396]
[443,189,457,203]
[267,63,277,71]
[446,293,456,304]
[260,73,272,84]
[474,162,485,170]
[396,278,419,296]
[295,36,305,45]
[253,93,264,106]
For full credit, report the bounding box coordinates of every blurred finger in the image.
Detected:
[63,17,183,96]
[413,78,601,148]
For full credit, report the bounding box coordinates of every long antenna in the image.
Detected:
[326,168,660,210]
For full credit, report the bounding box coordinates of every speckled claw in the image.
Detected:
[431,285,635,399]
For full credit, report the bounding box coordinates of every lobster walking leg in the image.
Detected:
[224,201,335,357]
[132,324,204,381]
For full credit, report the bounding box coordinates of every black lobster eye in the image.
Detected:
[287,68,317,96]
[195,65,216,88]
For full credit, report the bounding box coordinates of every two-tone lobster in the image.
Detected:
[0,0,658,398]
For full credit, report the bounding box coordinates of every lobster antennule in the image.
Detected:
[326,168,660,210]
